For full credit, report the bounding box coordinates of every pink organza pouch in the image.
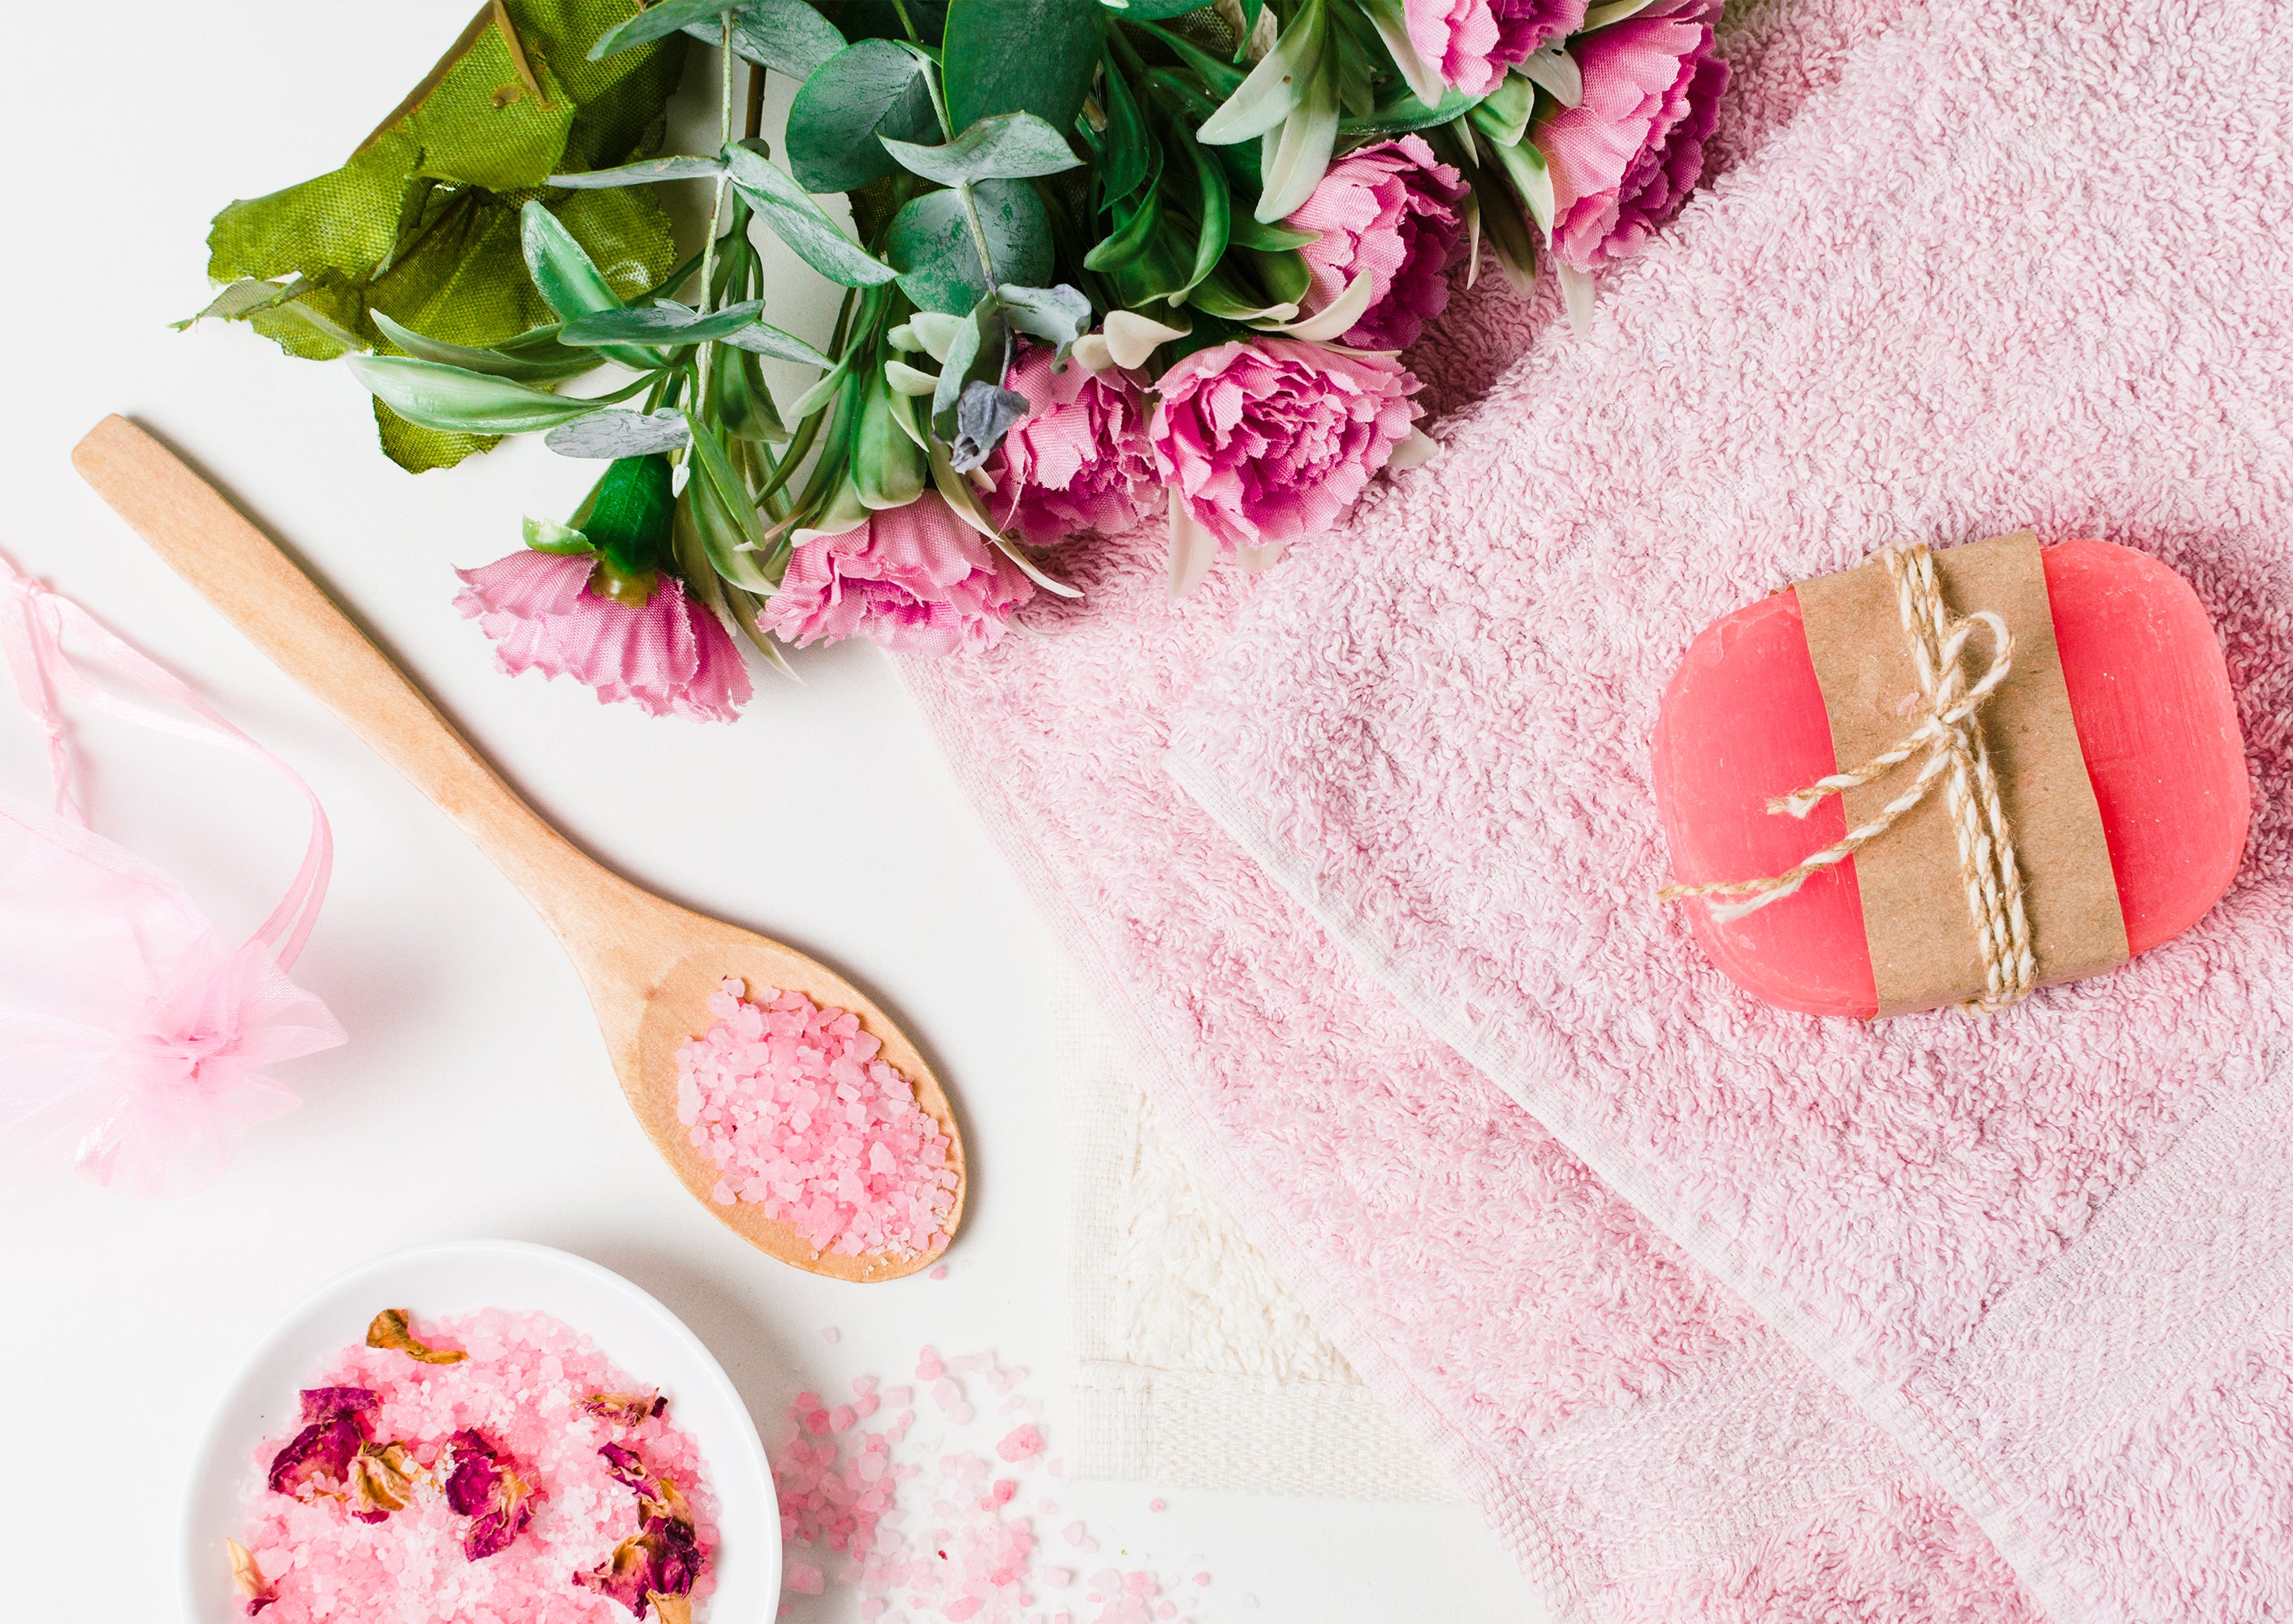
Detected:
[0,562,343,1198]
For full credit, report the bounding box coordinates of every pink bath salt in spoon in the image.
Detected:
[74,417,965,1281]
[1653,538,2248,1015]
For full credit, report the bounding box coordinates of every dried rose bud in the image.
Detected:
[268,1391,377,1502]
[365,1308,468,1365]
[226,1538,278,1616]
[446,1428,539,1560]
[347,1441,421,1523]
[598,1443,692,1525]
[580,1391,667,1427]
[574,1534,656,1616]
[649,1595,693,1624]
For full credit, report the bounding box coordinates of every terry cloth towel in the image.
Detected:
[1167,0,2293,1616]
[1052,956,1460,1500]
[903,2,2052,1619]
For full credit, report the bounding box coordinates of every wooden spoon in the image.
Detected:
[72,415,963,1281]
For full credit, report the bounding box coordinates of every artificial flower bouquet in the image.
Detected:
[190,0,1726,720]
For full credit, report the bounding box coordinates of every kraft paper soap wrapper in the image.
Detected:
[1793,531,2130,1016]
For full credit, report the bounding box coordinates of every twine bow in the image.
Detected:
[1660,542,2036,1013]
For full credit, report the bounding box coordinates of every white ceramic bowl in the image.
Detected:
[181,1238,776,1622]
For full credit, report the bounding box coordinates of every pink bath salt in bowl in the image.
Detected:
[232,1307,719,1624]
[675,978,959,1259]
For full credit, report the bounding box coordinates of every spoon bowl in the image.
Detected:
[73,414,962,1281]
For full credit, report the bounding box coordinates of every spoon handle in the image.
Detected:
[71,414,612,935]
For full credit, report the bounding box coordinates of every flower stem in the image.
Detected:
[694,13,738,419]
[916,58,1002,297]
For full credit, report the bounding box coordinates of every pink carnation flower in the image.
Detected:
[1535,0,1729,271]
[987,344,1157,546]
[759,491,1033,656]
[453,551,751,723]
[1285,136,1470,352]
[1149,338,1422,555]
[1406,0,1586,97]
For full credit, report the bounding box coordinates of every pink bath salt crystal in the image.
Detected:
[1039,1566,1074,1587]
[1194,1571,1211,1586]
[1089,1567,1123,1593]
[831,1406,857,1432]
[796,1390,822,1410]
[947,1405,974,1426]
[1156,1604,1176,1620]
[676,979,958,1256]
[930,1265,949,1281]
[1148,1498,1167,1513]
[932,1377,963,1410]
[853,1393,879,1419]
[917,1347,945,1380]
[883,1385,913,1406]
[821,1326,841,1345]
[995,1424,1044,1463]
[788,1561,827,1595]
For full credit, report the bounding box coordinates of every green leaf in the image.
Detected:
[721,321,835,367]
[543,408,693,457]
[931,299,1008,436]
[370,309,594,382]
[684,423,780,591]
[1335,86,1482,137]
[1226,214,1319,251]
[693,0,848,78]
[1488,132,1555,235]
[1579,0,1656,28]
[1103,0,1226,17]
[347,354,606,434]
[547,153,728,187]
[881,112,1083,187]
[886,179,1055,313]
[1467,74,1534,147]
[943,0,1103,132]
[520,201,663,369]
[1172,127,1231,300]
[559,298,770,345]
[996,283,1092,354]
[1098,54,1152,205]
[525,516,596,553]
[853,365,929,508]
[593,0,732,59]
[784,38,938,194]
[1254,36,1340,220]
[723,140,901,287]
[714,342,791,442]
[1515,44,1581,106]
[1198,0,1323,145]
[1083,181,1164,272]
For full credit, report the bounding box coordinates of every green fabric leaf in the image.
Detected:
[942,0,1103,133]
[189,0,685,471]
[783,37,938,195]
[348,353,609,433]
[887,179,1053,313]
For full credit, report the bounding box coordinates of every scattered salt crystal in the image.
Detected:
[1148,1498,1167,1513]
[933,1378,963,1409]
[995,1424,1044,1462]
[947,1405,974,1425]
[788,1561,827,1595]
[821,1327,841,1345]
[1156,1604,1177,1619]
[1063,1522,1090,1547]
[930,1265,950,1281]
[1193,1571,1211,1586]
[677,979,957,1258]
[1039,1566,1073,1587]
[831,1406,857,1432]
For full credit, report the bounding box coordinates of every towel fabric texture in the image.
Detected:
[908,0,2292,1616]
[1052,956,1459,1500]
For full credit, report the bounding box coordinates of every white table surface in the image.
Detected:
[0,5,1530,1619]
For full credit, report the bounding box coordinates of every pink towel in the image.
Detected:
[1165,0,2293,1618]
[900,8,2079,1617]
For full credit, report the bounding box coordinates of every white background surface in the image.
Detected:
[0,5,1529,1619]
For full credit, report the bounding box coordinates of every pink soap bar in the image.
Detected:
[1652,538,2248,1016]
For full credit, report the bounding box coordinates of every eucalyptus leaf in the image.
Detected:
[547,153,728,188]
[347,354,606,434]
[885,179,1054,314]
[593,0,733,59]
[951,380,1030,472]
[943,0,1104,132]
[784,37,939,194]
[720,321,835,367]
[1099,0,1224,14]
[880,112,1083,187]
[370,310,594,382]
[724,140,902,287]
[543,408,693,457]
[996,283,1093,354]
[559,298,766,345]
[687,0,848,78]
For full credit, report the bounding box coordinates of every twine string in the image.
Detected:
[1658,542,2036,1013]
